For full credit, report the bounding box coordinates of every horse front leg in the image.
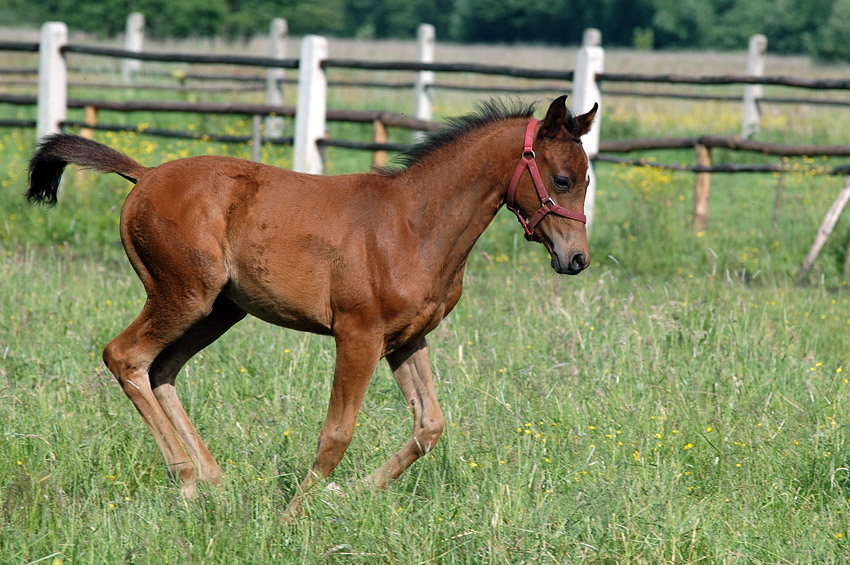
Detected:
[365,337,444,489]
[284,328,382,522]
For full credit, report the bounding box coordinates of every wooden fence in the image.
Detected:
[3,17,850,234]
[15,22,602,182]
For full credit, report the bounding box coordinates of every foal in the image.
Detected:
[27,95,597,517]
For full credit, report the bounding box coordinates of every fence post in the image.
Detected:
[796,176,850,285]
[372,119,388,168]
[76,105,99,185]
[122,12,144,83]
[572,40,604,233]
[741,34,767,139]
[582,28,601,47]
[36,22,68,141]
[414,23,435,137]
[293,35,327,174]
[265,18,287,139]
[692,144,712,231]
[80,105,98,139]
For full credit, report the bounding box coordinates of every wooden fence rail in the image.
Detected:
[6,65,850,106]
[61,44,300,69]
[596,154,850,175]
[598,72,850,90]
[0,41,38,52]
[599,136,850,157]
[61,120,285,145]
[322,58,573,80]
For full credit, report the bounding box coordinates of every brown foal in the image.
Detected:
[27,95,596,518]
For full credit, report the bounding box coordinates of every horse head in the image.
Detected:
[506,95,598,275]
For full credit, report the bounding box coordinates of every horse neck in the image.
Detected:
[393,120,524,264]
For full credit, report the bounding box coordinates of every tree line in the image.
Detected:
[3,0,849,60]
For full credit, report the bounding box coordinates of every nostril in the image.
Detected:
[569,252,586,273]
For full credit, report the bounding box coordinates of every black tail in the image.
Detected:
[27,133,149,206]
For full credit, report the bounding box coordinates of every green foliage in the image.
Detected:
[341,0,455,39]
[632,27,655,50]
[651,0,714,48]
[450,0,575,44]
[813,0,850,61]
[1,0,848,54]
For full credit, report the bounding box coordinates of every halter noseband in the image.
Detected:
[505,118,587,242]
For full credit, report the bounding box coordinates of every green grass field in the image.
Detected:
[2,38,850,563]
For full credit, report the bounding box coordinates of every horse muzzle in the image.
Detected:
[550,249,589,275]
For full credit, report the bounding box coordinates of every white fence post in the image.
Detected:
[572,41,604,233]
[742,34,767,139]
[122,12,144,83]
[293,35,327,174]
[265,18,288,139]
[582,28,601,47]
[414,23,435,135]
[36,22,68,141]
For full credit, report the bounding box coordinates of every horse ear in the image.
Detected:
[538,95,569,139]
[571,102,598,138]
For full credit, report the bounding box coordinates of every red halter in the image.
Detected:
[505,118,587,242]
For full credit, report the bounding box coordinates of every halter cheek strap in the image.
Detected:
[505,118,587,242]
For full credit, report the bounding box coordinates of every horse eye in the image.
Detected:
[552,175,571,191]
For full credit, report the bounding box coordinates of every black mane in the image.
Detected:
[387,99,538,173]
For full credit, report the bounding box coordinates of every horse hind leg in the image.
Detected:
[148,295,246,487]
[103,296,214,496]
[365,337,445,489]
[105,185,240,496]
[103,248,235,495]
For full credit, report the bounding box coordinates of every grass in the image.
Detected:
[2,37,850,563]
[4,231,850,563]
